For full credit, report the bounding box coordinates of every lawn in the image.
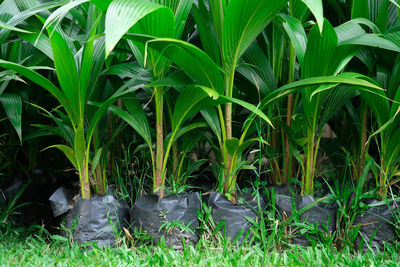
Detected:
[0,230,399,266]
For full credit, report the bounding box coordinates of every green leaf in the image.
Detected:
[173,0,193,39]
[86,80,146,143]
[302,19,338,78]
[90,0,113,12]
[47,25,81,125]
[219,95,273,127]
[166,122,208,146]
[123,96,152,145]
[42,0,89,33]
[240,42,276,94]
[171,86,213,131]
[17,30,54,60]
[0,93,22,142]
[262,73,383,109]
[192,2,221,65]
[301,0,324,32]
[225,138,239,157]
[222,0,287,71]
[44,144,77,170]
[201,108,222,145]
[147,38,224,93]
[339,34,400,52]
[237,138,268,156]
[0,20,31,33]
[91,147,103,171]
[279,14,307,66]
[74,121,86,171]
[209,0,226,44]
[302,19,338,122]
[0,0,68,44]
[28,102,75,145]
[352,0,369,19]
[108,96,152,152]
[0,60,74,122]
[105,0,174,57]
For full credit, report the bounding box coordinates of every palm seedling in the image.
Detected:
[276,1,400,195]
[98,0,205,198]
[0,1,143,199]
[139,0,290,201]
[146,0,386,202]
[348,0,400,198]
[0,0,66,174]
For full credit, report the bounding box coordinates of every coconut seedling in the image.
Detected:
[358,51,400,199]
[346,0,400,199]
[0,0,65,174]
[234,0,325,185]
[98,0,204,198]
[0,3,142,199]
[139,0,290,201]
[275,6,400,195]
[144,0,384,203]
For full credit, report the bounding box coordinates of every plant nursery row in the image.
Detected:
[1,0,400,253]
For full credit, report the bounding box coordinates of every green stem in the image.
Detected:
[284,44,296,184]
[154,86,164,198]
[359,101,368,180]
[223,69,236,195]
[303,128,315,195]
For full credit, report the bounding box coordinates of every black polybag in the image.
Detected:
[354,200,397,252]
[274,194,337,245]
[49,187,75,217]
[130,192,201,249]
[50,187,130,248]
[266,184,295,199]
[207,191,265,245]
[267,185,295,219]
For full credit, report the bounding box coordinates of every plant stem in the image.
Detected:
[359,101,367,180]
[283,44,296,184]
[80,157,91,199]
[223,69,236,198]
[303,128,315,196]
[154,86,164,198]
[172,142,179,180]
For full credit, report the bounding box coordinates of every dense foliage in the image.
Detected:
[1,0,400,255]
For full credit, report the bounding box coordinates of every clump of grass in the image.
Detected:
[1,228,400,266]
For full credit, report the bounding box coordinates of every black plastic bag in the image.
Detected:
[61,189,129,248]
[130,192,201,249]
[267,185,295,220]
[207,191,265,245]
[266,184,295,198]
[49,187,75,217]
[274,194,336,245]
[292,195,337,245]
[354,200,396,252]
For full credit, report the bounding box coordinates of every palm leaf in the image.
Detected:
[105,0,174,57]
[221,0,287,71]
[0,93,22,142]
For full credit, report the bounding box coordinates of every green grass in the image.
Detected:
[1,230,400,267]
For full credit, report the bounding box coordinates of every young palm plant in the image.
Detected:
[135,0,290,200]
[278,6,400,195]
[96,0,198,198]
[352,1,400,198]
[141,0,384,202]
[0,3,144,199]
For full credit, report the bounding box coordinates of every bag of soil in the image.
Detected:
[50,187,130,248]
[354,200,397,252]
[130,192,201,249]
[207,191,265,245]
[274,194,337,246]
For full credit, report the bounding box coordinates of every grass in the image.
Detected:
[1,229,400,267]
